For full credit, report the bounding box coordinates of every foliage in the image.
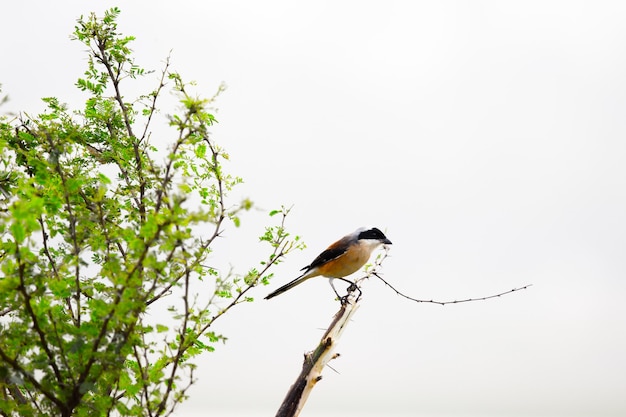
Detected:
[0,8,303,416]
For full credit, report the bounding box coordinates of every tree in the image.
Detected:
[0,8,303,416]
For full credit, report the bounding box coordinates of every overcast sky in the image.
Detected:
[2,1,626,416]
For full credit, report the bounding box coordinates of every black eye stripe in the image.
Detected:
[358,228,386,241]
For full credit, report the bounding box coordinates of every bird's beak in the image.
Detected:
[382,238,392,245]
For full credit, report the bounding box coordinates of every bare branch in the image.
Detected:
[373,272,532,305]
[276,301,357,417]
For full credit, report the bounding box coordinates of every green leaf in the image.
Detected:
[10,222,25,243]
[195,143,206,158]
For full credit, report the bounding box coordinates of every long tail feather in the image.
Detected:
[264,273,310,300]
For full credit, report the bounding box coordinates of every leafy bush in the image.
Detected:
[0,8,302,416]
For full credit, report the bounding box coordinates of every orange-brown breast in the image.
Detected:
[315,242,371,278]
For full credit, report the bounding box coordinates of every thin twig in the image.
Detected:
[373,272,532,305]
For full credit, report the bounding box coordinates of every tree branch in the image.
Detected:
[373,272,532,305]
[0,347,65,412]
[14,243,65,389]
[38,216,77,326]
[139,55,170,143]
[95,39,135,139]
[43,132,83,327]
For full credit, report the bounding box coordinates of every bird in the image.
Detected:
[264,227,392,300]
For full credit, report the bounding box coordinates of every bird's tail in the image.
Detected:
[264,273,310,300]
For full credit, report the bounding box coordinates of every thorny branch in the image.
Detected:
[370,247,532,305]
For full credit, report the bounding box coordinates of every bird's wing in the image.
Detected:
[301,236,350,271]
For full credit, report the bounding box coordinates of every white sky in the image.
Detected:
[2,1,626,416]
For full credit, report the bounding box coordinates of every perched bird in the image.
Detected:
[265,227,392,300]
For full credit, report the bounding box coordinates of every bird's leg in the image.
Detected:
[329,278,343,301]
[334,277,361,304]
